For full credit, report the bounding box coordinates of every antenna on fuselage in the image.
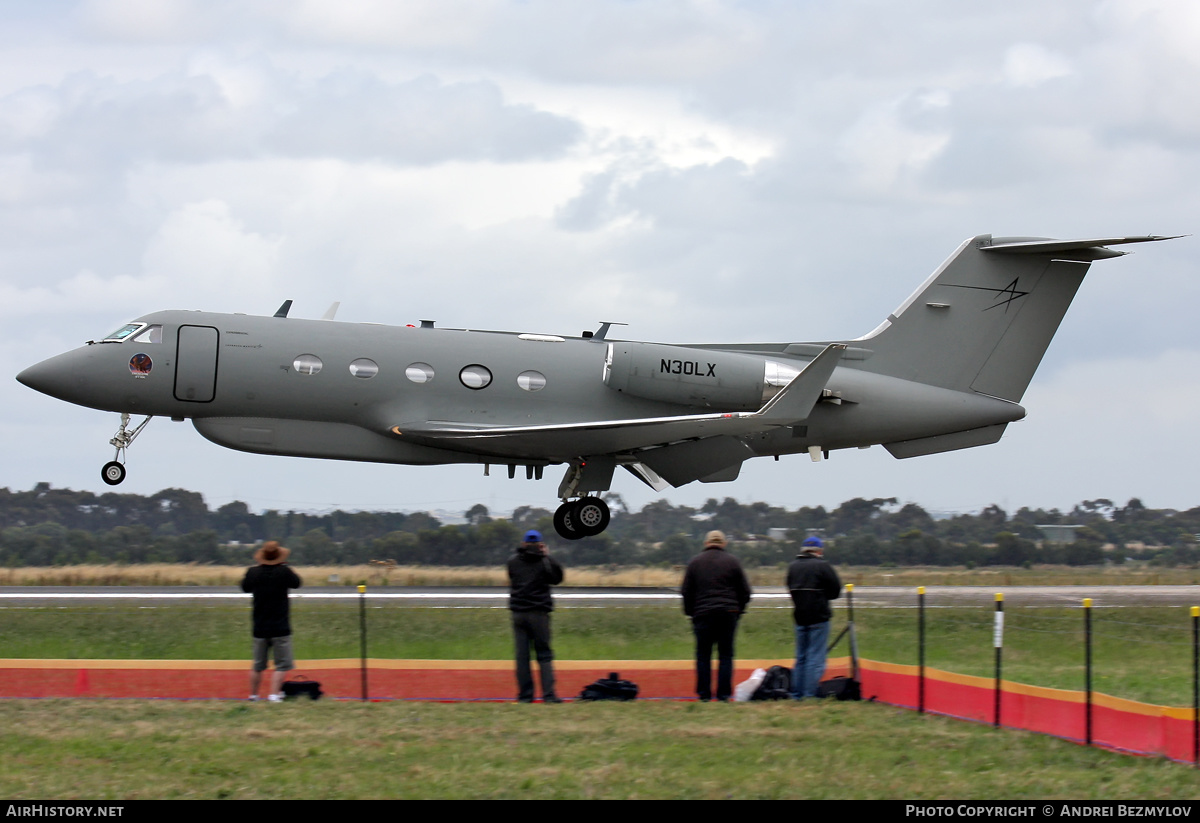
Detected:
[273,300,293,318]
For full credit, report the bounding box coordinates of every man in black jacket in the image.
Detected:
[787,536,842,699]
[241,541,302,702]
[681,530,752,702]
[507,530,564,703]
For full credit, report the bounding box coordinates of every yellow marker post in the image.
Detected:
[845,584,857,681]
[993,593,1004,728]
[1084,598,1093,746]
[917,586,926,714]
[358,584,368,702]
[1192,606,1199,766]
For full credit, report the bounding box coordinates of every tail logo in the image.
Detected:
[947,278,1030,313]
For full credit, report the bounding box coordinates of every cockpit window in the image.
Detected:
[131,325,162,344]
[102,323,146,343]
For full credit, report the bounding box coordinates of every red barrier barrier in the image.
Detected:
[0,658,805,701]
[0,657,1191,761]
[855,659,1195,761]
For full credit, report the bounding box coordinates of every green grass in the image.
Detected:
[1,603,1196,707]
[1,699,1197,800]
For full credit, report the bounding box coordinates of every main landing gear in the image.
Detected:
[553,496,610,541]
[101,413,153,486]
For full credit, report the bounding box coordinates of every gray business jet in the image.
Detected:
[16,233,1176,539]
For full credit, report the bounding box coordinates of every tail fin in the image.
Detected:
[856,234,1176,402]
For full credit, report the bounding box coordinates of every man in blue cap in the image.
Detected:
[507,529,565,703]
[787,535,842,699]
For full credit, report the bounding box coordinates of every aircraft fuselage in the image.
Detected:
[18,308,1024,470]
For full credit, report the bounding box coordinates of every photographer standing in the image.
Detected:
[787,536,842,699]
[242,540,302,702]
[681,530,752,702]
[507,530,564,704]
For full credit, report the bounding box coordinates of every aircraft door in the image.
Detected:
[174,325,219,402]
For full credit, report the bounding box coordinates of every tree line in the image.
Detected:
[1,483,1198,568]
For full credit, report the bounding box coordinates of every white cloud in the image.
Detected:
[142,199,282,307]
[1002,43,1073,88]
[836,93,953,193]
[77,0,228,42]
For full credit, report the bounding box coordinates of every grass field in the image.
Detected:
[2,698,1199,799]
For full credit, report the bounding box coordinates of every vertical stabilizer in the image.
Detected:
[855,234,1174,402]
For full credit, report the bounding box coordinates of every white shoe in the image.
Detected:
[267,693,284,702]
[249,695,259,702]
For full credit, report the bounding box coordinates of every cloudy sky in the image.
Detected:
[2,0,1197,521]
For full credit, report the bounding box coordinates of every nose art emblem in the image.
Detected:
[129,353,153,377]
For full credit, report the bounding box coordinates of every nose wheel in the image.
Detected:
[101,461,126,486]
[553,496,610,540]
[100,413,153,486]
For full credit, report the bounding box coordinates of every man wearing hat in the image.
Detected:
[507,529,565,703]
[241,540,303,702]
[787,536,842,699]
[680,530,752,702]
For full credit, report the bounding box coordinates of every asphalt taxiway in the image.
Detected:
[0,585,1197,608]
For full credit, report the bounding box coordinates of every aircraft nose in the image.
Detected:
[16,355,79,401]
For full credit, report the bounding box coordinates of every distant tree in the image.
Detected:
[465,504,491,525]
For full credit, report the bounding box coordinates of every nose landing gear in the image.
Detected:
[101,413,153,486]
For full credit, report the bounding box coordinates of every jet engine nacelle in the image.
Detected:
[603,342,800,410]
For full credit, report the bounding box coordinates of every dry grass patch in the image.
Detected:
[0,562,1194,588]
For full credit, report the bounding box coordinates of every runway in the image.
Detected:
[1,585,1197,608]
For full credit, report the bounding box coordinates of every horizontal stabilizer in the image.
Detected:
[883,424,1009,459]
[982,235,1182,261]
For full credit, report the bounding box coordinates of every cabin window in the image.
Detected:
[102,323,145,343]
[517,370,547,392]
[406,363,435,383]
[459,364,492,390]
[293,354,323,375]
[131,325,163,344]
[349,358,379,379]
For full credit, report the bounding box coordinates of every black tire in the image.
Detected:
[573,496,610,536]
[101,461,126,486]
[553,501,584,540]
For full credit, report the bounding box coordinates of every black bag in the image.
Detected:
[281,674,323,700]
[578,672,638,701]
[751,665,793,701]
[816,675,861,701]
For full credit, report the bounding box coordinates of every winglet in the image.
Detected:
[757,343,846,423]
[273,300,293,319]
[593,321,628,341]
[321,302,340,320]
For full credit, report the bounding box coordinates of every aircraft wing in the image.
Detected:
[388,344,846,455]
